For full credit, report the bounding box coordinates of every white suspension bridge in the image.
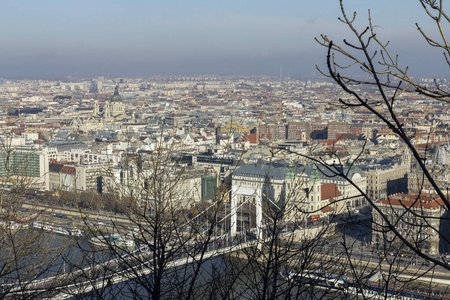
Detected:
[5,186,322,299]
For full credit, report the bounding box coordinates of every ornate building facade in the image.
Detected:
[94,86,126,121]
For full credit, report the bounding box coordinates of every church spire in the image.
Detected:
[310,164,320,182]
[286,160,296,180]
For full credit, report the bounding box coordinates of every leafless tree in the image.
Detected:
[17,2,450,298]
[52,129,350,300]
[306,0,450,297]
[0,129,78,299]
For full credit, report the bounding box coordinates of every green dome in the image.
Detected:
[310,164,320,182]
[111,86,123,102]
[285,160,296,180]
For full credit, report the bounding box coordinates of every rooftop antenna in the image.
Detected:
[279,67,282,82]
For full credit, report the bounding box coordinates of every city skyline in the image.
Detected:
[0,0,446,79]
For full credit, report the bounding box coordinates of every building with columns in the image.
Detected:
[362,151,411,201]
[231,160,364,229]
[94,86,126,121]
[372,193,445,255]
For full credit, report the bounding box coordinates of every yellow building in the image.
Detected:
[218,122,253,134]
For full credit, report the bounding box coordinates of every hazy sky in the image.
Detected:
[0,0,446,79]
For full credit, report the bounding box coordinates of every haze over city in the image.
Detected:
[0,0,446,79]
[0,0,450,298]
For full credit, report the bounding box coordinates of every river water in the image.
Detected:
[64,250,347,300]
[22,232,355,299]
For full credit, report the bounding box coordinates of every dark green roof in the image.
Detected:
[111,86,123,102]
[234,163,288,180]
[235,162,365,182]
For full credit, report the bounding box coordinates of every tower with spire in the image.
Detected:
[101,85,126,121]
[308,164,322,213]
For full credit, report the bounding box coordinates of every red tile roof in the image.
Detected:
[378,193,445,210]
[244,133,258,144]
[60,166,76,175]
[321,183,342,201]
[321,206,333,213]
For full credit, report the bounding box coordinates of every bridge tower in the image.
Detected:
[231,186,263,240]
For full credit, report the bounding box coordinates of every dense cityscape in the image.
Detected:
[0,75,449,298]
[1,0,450,298]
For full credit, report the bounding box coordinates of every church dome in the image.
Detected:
[111,86,123,102]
